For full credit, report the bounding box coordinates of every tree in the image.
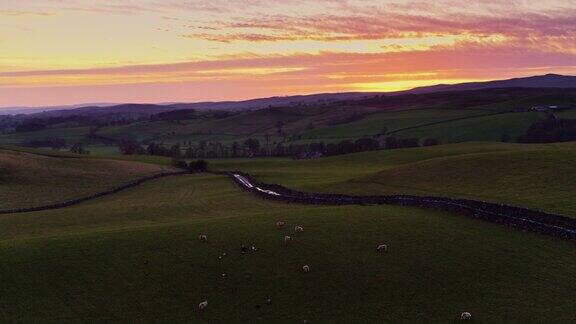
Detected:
[325,143,338,156]
[337,140,355,155]
[118,139,144,155]
[518,117,576,143]
[384,136,399,149]
[170,144,181,158]
[171,158,188,169]
[244,138,260,155]
[185,146,194,158]
[354,138,380,151]
[423,138,440,146]
[70,142,89,154]
[231,142,240,157]
[399,138,420,148]
[264,133,271,156]
[189,159,208,172]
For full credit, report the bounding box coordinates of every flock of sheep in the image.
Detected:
[195,220,472,321]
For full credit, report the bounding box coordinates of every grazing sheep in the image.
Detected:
[294,226,304,233]
[198,234,208,242]
[276,220,286,229]
[376,244,388,252]
[460,312,472,320]
[198,300,208,311]
[302,265,310,273]
[283,235,292,246]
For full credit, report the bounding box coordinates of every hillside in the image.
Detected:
[0,86,574,157]
[402,73,576,95]
[0,147,174,209]
[211,142,576,216]
[3,73,575,117]
[0,173,573,322]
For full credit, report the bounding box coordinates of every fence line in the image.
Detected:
[0,171,189,215]
[225,171,576,241]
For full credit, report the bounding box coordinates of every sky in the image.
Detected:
[0,0,575,107]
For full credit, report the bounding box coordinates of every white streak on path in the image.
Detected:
[233,174,281,196]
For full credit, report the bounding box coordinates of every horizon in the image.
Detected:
[1,0,576,107]
[0,72,572,111]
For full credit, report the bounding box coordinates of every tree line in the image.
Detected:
[117,136,441,159]
[518,115,576,143]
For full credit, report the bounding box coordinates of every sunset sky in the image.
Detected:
[1,0,575,107]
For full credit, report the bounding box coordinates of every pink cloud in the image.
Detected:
[183,1,576,51]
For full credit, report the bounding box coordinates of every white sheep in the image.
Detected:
[294,226,304,233]
[283,235,292,246]
[198,234,208,242]
[376,244,388,252]
[276,220,286,229]
[460,312,472,320]
[198,300,208,311]
[302,265,310,273]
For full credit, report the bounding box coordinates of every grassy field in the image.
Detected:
[91,108,547,146]
[210,142,576,216]
[1,88,574,153]
[0,126,90,145]
[0,147,174,209]
[299,108,497,140]
[392,111,546,142]
[0,106,556,155]
[0,174,574,322]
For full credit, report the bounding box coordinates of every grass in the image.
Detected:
[0,147,174,209]
[93,108,543,146]
[210,142,576,216]
[0,126,90,145]
[0,174,574,322]
[392,111,546,142]
[299,108,494,140]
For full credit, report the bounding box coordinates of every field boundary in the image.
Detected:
[386,111,510,135]
[0,171,189,215]
[224,171,576,241]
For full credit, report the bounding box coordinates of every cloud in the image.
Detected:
[2,0,576,106]
[0,10,53,17]
[181,0,576,55]
[2,47,574,86]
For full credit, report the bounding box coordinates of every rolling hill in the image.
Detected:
[401,73,576,95]
[0,147,174,209]
[1,73,573,121]
[0,169,573,322]
[0,80,574,159]
[211,142,576,216]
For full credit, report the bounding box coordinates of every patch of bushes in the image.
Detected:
[189,159,209,172]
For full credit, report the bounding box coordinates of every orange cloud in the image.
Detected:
[1,47,575,106]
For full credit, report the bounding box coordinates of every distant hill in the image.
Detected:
[3,74,576,120]
[13,92,381,119]
[0,103,119,115]
[399,74,576,95]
